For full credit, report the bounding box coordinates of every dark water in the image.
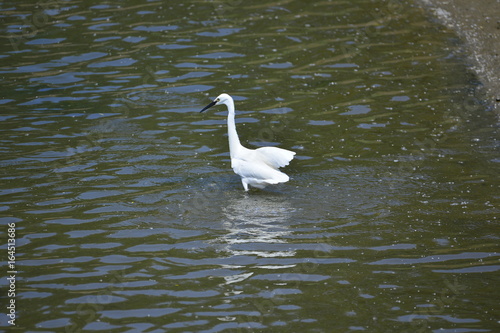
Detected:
[1,0,499,332]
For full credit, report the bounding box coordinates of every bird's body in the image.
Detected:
[200,93,295,191]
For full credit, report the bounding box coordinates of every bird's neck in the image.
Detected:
[227,101,242,157]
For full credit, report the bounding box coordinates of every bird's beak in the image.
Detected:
[200,100,216,113]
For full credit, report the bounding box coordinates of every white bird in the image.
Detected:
[200,93,295,191]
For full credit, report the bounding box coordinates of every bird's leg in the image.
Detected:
[241,179,249,191]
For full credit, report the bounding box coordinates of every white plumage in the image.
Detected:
[200,93,295,191]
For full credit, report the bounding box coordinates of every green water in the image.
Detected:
[1,0,499,332]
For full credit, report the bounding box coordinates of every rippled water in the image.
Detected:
[1,0,499,332]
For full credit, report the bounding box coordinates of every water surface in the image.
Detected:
[1,0,499,332]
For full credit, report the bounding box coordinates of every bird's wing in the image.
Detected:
[231,157,289,183]
[255,147,296,169]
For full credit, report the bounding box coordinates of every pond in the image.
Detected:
[0,0,498,332]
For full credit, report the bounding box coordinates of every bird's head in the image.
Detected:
[200,93,232,113]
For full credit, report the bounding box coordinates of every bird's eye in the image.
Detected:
[215,98,220,102]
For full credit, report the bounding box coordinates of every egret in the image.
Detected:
[200,93,295,191]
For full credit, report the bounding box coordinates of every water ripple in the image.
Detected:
[1,0,498,332]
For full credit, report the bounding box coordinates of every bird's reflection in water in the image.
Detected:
[214,194,296,258]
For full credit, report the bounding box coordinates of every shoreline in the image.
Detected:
[417,0,500,116]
